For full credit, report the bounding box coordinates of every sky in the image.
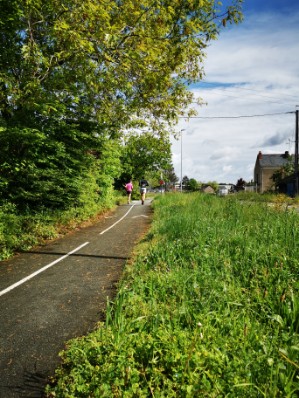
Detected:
[171,0,299,185]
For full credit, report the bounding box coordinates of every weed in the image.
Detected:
[46,193,299,397]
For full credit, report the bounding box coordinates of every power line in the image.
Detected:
[179,111,294,119]
[193,91,293,106]
[199,81,299,101]
[191,92,288,105]
[190,89,296,106]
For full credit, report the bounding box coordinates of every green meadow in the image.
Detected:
[47,193,299,397]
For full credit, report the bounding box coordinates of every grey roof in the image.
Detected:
[258,154,292,168]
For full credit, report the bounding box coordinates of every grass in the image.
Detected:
[45,193,299,397]
[0,191,125,261]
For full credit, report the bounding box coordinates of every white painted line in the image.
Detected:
[132,215,149,218]
[0,241,90,297]
[100,205,135,235]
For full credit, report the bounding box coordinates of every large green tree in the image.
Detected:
[0,0,243,210]
[119,131,173,182]
[0,0,243,131]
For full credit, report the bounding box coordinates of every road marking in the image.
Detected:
[0,241,90,297]
[1,204,140,297]
[100,205,135,235]
[132,215,149,218]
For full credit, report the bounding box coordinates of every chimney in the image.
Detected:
[258,151,262,159]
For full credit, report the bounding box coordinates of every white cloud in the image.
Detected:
[171,8,299,184]
[210,146,237,161]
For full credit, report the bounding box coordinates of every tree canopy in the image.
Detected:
[0,0,243,210]
[0,0,243,132]
[121,132,172,181]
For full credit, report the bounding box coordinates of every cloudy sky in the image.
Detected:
[171,0,299,184]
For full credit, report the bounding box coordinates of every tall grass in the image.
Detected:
[0,191,121,260]
[46,193,299,397]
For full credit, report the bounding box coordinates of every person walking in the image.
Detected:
[139,177,149,205]
[124,179,133,204]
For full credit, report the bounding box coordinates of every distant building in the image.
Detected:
[217,185,229,196]
[201,185,215,194]
[244,184,256,193]
[254,151,291,193]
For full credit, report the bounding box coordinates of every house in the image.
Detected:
[201,185,215,194]
[254,150,291,193]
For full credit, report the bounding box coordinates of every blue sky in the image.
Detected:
[171,0,299,184]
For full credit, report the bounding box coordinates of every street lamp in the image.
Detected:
[180,129,185,193]
[295,107,299,196]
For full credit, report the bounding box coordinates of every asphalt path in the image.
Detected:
[0,200,152,398]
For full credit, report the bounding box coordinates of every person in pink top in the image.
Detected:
[124,179,133,204]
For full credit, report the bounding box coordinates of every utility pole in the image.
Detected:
[180,129,185,193]
[295,109,299,196]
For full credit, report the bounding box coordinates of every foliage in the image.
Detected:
[235,177,246,191]
[0,202,25,260]
[0,0,243,133]
[187,178,199,191]
[0,0,243,213]
[0,125,105,211]
[163,165,179,185]
[46,193,299,397]
[118,132,173,184]
[142,165,179,191]
[198,181,219,191]
[182,175,189,188]
[234,191,299,206]
[181,175,203,191]
[271,156,294,188]
[0,193,118,261]
[206,181,219,191]
[97,137,123,199]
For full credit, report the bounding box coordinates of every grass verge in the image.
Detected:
[0,192,123,261]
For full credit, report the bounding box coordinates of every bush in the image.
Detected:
[0,126,100,211]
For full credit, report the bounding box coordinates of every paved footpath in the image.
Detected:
[0,200,152,398]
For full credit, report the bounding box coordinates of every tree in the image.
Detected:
[116,131,173,187]
[235,178,246,192]
[188,178,199,191]
[164,166,179,186]
[182,175,190,190]
[0,0,243,210]
[271,156,294,190]
[0,0,243,132]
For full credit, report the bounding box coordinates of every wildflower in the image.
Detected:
[267,358,274,366]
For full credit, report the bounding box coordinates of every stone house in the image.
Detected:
[201,185,215,194]
[254,150,291,193]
